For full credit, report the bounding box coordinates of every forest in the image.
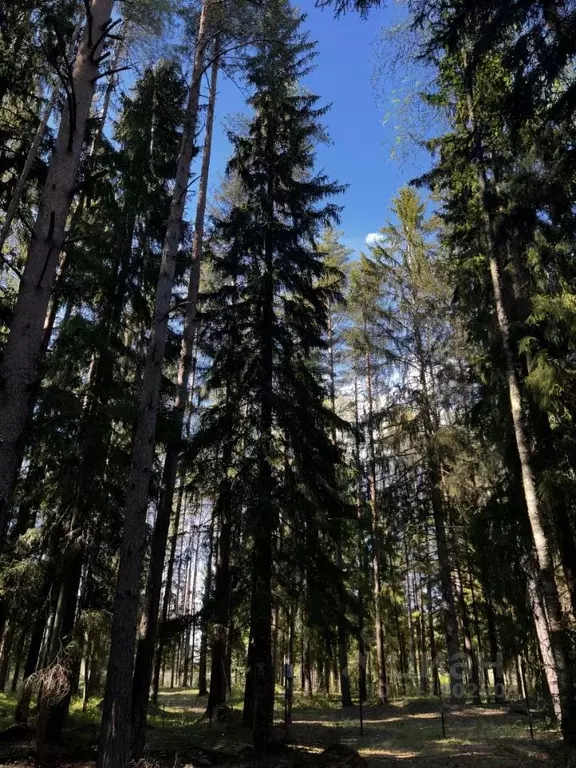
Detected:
[1,1,576,768]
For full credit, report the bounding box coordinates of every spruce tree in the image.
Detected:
[197,0,347,750]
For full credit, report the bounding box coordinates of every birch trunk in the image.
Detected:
[0,0,116,542]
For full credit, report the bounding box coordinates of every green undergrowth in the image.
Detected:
[0,692,16,730]
[0,687,563,765]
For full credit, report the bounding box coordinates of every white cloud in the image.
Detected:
[365,232,384,248]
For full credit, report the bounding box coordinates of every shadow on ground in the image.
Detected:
[0,690,563,767]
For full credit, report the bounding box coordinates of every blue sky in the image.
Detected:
[206,0,434,255]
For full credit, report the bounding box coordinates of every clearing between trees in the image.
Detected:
[0,691,563,768]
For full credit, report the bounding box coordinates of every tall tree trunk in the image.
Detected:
[184,524,201,687]
[207,466,232,717]
[0,0,116,540]
[486,600,505,704]
[0,624,14,691]
[97,5,213,765]
[454,557,481,704]
[464,534,490,701]
[509,247,576,619]
[14,610,45,722]
[189,529,201,687]
[130,44,219,755]
[326,311,353,708]
[364,350,387,705]
[419,578,429,695]
[42,551,83,741]
[304,634,312,695]
[414,329,463,704]
[393,597,407,696]
[90,34,125,154]
[404,540,418,694]
[0,89,57,252]
[10,635,24,693]
[425,524,439,698]
[527,568,562,721]
[285,605,295,725]
[353,375,368,704]
[242,634,256,725]
[198,516,214,697]
[464,60,576,754]
[152,481,185,705]
[272,606,279,693]
[336,540,352,708]
[131,476,182,755]
[0,17,83,253]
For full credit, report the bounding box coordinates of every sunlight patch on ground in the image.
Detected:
[359,747,419,759]
[450,707,507,717]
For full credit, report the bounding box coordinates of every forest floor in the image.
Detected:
[0,689,564,767]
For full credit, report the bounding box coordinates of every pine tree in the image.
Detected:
[408,0,576,751]
[0,0,117,540]
[1,57,187,744]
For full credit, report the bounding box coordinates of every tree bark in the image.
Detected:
[509,247,576,619]
[326,310,353,709]
[184,524,201,687]
[454,556,481,704]
[131,475,182,755]
[527,568,562,721]
[486,600,505,704]
[418,577,429,695]
[414,327,463,703]
[365,350,387,705]
[336,540,352,708]
[0,0,116,541]
[198,516,214,697]
[285,606,295,725]
[242,634,256,726]
[0,89,57,252]
[404,540,419,694]
[465,64,576,754]
[152,480,185,705]
[0,17,83,253]
[97,3,213,765]
[89,34,125,154]
[130,40,219,756]
[353,375,368,704]
[207,467,232,717]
